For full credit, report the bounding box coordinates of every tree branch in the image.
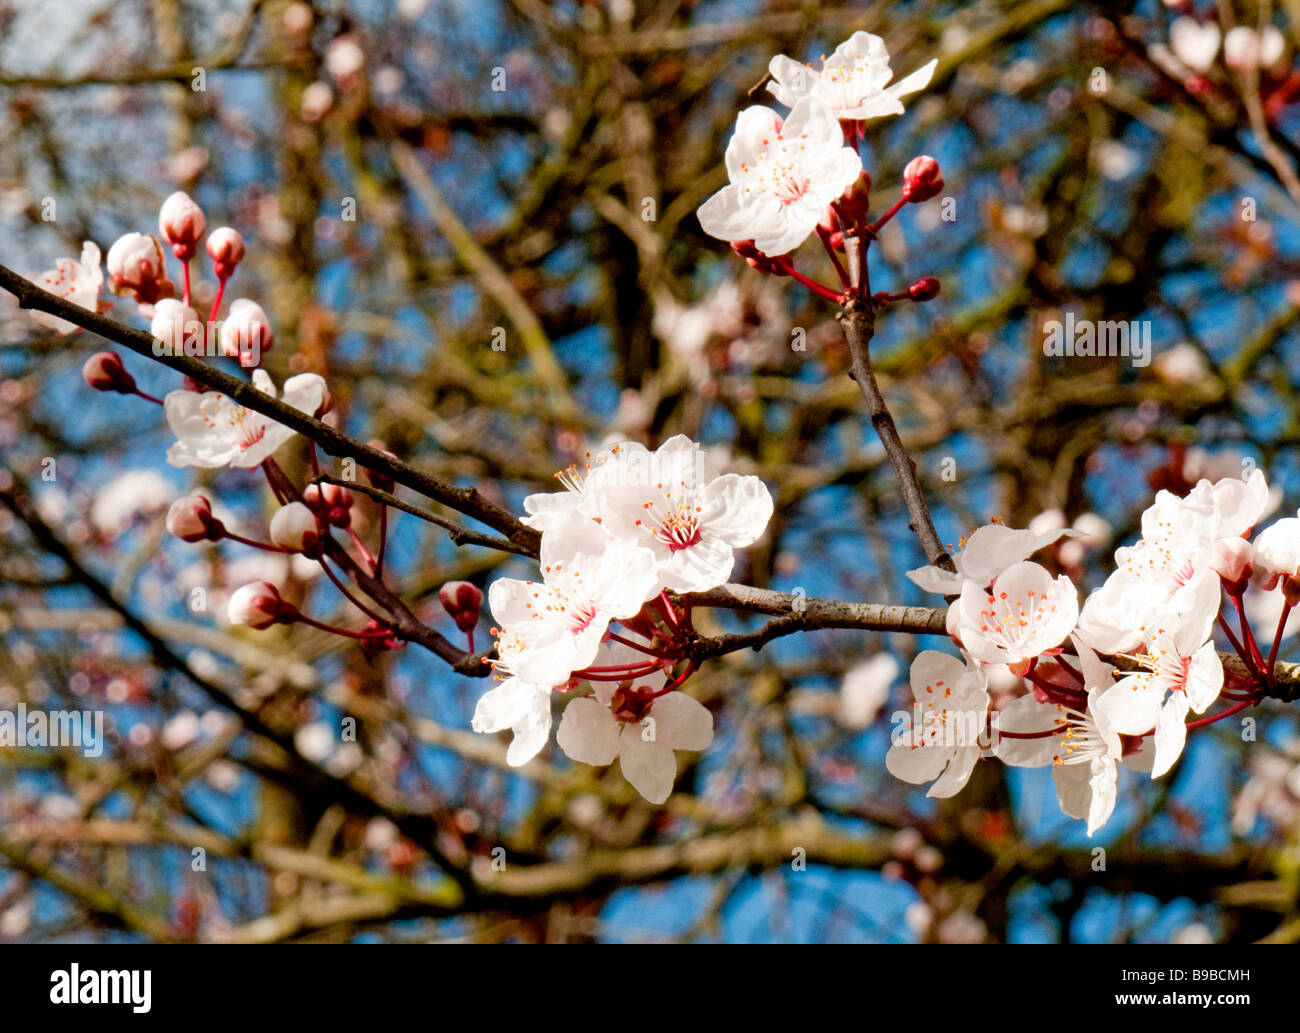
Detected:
[839,297,955,572]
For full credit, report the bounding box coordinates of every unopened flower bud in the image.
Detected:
[903,156,944,203]
[439,581,483,633]
[159,191,207,261]
[219,298,274,366]
[228,581,296,629]
[82,351,137,395]
[269,501,322,556]
[1211,537,1254,588]
[206,227,246,280]
[166,494,225,542]
[151,299,202,354]
[304,482,353,527]
[106,232,174,307]
[836,171,872,223]
[908,276,941,301]
[364,440,396,492]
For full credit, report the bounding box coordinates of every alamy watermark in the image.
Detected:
[1042,312,1151,368]
[0,703,104,758]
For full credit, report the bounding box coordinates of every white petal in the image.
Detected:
[556,697,621,765]
[927,745,979,798]
[886,58,937,100]
[1150,696,1190,779]
[618,731,679,804]
[648,692,714,752]
[700,473,774,547]
[993,694,1062,767]
[885,737,952,786]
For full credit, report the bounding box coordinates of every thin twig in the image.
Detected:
[838,297,955,571]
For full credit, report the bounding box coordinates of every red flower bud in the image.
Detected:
[902,156,944,203]
[206,227,246,280]
[159,191,207,261]
[364,440,397,493]
[82,351,137,395]
[836,171,873,223]
[166,494,226,543]
[908,276,941,301]
[439,581,483,633]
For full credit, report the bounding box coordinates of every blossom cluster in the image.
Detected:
[891,468,1292,836]
[472,435,774,803]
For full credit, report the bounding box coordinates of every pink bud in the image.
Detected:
[151,299,203,354]
[219,298,274,366]
[908,277,941,301]
[159,191,207,261]
[303,483,353,527]
[1211,537,1254,586]
[206,227,246,280]
[166,494,225,542]
[82,351,137,395]
[105,232,174,306]
[228,581,296,629]
[903,156,944,203]
[269,501,322,555]
[439,581,483,633]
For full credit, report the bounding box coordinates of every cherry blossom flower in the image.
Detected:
[519,440,651,538]
[767,31,937,122]
[471,667,555,767]
[30,242,103,335]
[907,522,1073,595]
[487,531,659,685]
[1094,574,1223,778]
[885,650,989,798]
[1186,467,1272,540]
[584,434,774,593]
[1078,489,1221,653]
[997,686,1125,836]
[556,642,713,803]
[164,370,327,469]
[696,97,862,257]
[951,561,1079,666]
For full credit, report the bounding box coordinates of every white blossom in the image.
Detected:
[696,97,862,257]
[164,370,327,469]
[767,31,936,121]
